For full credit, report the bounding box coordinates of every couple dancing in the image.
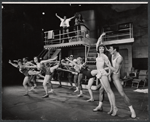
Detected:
[92,32,136,118]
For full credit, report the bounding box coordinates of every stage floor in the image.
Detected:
[2,83,148,120]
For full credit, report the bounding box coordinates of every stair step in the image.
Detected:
[87,56,96,59]
[87,65,96,70]
[87,54,97,57]
[86,61,96,63]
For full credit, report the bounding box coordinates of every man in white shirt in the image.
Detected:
[56,13,75,41]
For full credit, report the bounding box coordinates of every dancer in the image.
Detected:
[93,32,118,116]
[38,56,60,98]
[66,57,104,101]
[22,57,38,90]
[9,59,41,95]
[60,55,76,89]
[105,44,136,118]
[55,13,75,40]
[66,57,84,96]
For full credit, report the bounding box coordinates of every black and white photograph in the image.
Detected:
[2,1,148,120]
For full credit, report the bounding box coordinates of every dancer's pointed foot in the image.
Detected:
[42,94,49,98]
[131,110,136,118]
[29,87,35,91]
[111,107,118,116]
[48,89,54,94]
[107,109,113,115]
[24,93,29,96]
[93,106,103,112]
[77,93,83,97]
[87,99,94,102]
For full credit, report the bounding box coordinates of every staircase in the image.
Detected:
[86,45,97,70]
[43,48,61,60]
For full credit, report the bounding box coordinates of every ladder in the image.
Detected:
[86,45,97,70]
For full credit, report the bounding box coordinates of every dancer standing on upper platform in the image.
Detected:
[55,13,75,40]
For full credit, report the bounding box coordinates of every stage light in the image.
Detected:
[2,5,3,9]
[42,12,45,15]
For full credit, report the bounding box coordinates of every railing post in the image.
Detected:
[59,30,61,43]
[77,25,79,41]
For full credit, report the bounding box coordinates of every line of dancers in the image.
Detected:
[9,32,136,118]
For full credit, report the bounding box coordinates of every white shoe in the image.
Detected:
[48,89,54,94]
[29,87,35,91]
[131,110,136,118]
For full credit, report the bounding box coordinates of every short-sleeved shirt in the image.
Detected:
[60,18,71,27]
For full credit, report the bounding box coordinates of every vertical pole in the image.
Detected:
[59,30,61,43]
[77,25,79,41]
[85,45,87,62]
[59,49,61,61]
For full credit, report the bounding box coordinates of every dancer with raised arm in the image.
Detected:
[9,59,41,96]
[93,32,118,116]
[22,57,38,90]
[38,56,60,98]
[56,13,75,40]
[105,44,136,118]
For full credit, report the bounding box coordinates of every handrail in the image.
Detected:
[102,23,133,41]
[44,24,89,45]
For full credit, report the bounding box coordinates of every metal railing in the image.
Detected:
[44,24,89,45]
[102,23,133,41]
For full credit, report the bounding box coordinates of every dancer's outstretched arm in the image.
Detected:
[40,56,58,64]
[96,32,106,51]
[24,65,37,69]
[66,58,77,66]
[55,13,62,20]
[13,60,18,63]
[69,15,75,20]
[9,60,18,68]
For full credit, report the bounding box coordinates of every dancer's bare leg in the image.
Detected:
[112,74,136,118]
[77,73,83,97]
[74,74,79,92]
[87,77,95,101]
[100,76,118,116]
[93,85,105,111]
[22,76,30,95]
[42,75,51,98]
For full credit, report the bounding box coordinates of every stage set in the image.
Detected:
[2,2,148,121]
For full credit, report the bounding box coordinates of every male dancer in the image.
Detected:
[106,45,136,118]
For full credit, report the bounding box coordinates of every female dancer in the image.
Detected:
[93,32,118,116]
[60,57,78,90]
[38,56,60,98]
[22,57,38,90]
[9,59,41,95]
[66,57,84,96]
[66,57,104,101]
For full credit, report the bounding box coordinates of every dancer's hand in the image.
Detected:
[66,57,69,61]
[8,60,11,63]
[101,32,106,36]
[55,13,57,16]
